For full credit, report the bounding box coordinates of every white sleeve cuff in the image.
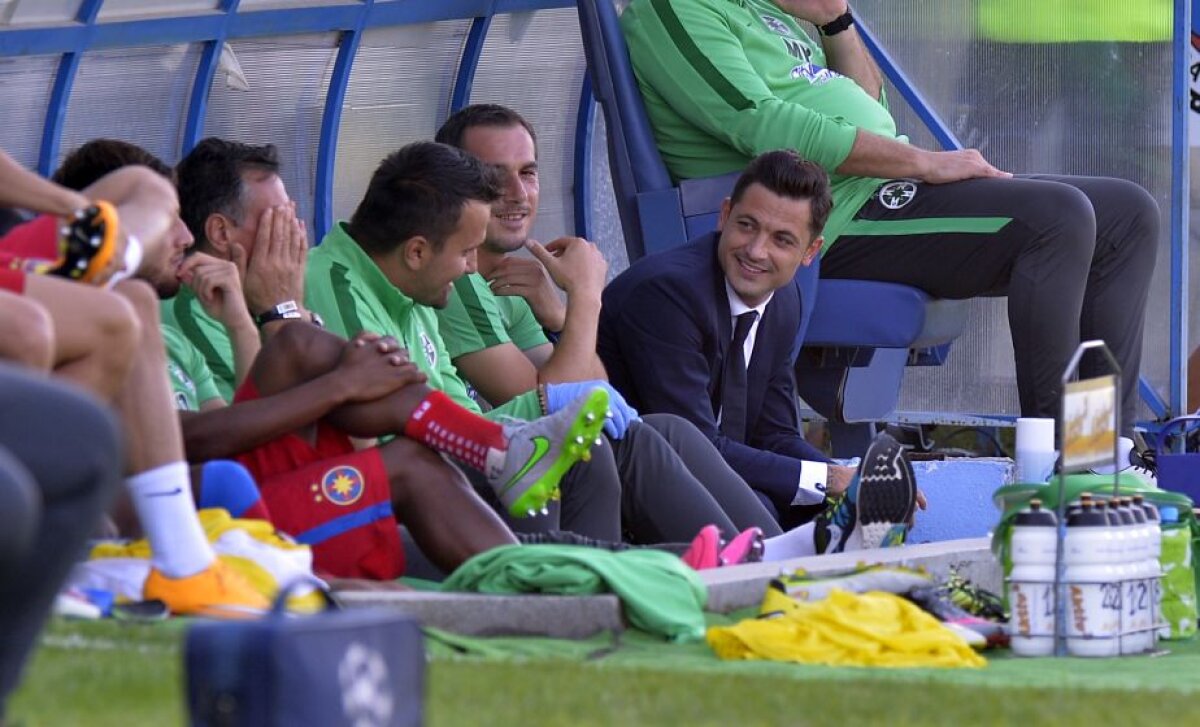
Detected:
[790,461,829,506]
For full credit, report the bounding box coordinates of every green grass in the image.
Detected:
[7,620,1195,727]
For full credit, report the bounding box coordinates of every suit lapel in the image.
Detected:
[705,233,732,417]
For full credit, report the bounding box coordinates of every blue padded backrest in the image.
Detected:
[577,0,679,259]
[577,0,819,347]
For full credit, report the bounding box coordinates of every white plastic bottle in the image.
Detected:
[1008,498,1058,657]
[1105,498,1135,654]
[1064,500,1120,657]
[1120,497,1154,654]
[1133,495,1163,648]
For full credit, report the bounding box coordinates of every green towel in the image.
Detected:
[442,544,708,642]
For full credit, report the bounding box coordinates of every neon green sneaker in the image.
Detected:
[489,387,610,518]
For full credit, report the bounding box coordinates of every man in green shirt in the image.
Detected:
[306,140,864,564]
[69,138,612,580]
[622,0,1158,453]
[434,104,854,536]
[164,138,316,401]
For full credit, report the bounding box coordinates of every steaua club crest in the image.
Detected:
[321,466,365,506]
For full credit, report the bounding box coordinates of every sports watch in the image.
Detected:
[254,299,304,327]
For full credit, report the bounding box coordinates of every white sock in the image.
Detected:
[762,522,817,561]
[762,520,869,561]
[126,461,215,578]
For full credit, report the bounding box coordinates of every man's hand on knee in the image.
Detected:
[334,331,426,402]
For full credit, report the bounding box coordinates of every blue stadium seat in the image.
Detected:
[576,0,970,456]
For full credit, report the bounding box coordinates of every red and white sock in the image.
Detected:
[403,391,507,472]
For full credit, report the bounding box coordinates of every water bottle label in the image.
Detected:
[1069,582,1120,638]
[1011,581,1055,637]
[1124,580,1152,633]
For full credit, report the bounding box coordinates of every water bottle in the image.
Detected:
[1121,497,1154,653]
[1008,498,1058,656]
[1134,496,1162,648]
[1064,500,1120,657]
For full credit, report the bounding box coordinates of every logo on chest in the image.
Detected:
[419,331,437,368]
[760,14,795,37]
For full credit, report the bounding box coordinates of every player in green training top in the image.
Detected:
[622,0,1158,466]
[306,140,803,550]
[434,103,853,532]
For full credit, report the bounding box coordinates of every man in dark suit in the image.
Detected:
[599,150,919,551]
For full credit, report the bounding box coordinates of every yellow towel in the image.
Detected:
[707,588,986,669]
[84,509,326,612]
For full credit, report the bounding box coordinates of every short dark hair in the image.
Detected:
[176,137,280,248]
[53,138,173,190]
[730,150,833,238]
[347,142,502,256]
[435,104,537,151]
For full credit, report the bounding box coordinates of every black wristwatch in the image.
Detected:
[254,300,304,327]
[819,9,854,36]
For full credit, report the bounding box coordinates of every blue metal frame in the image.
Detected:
[182,0,242,156]
[313,2,373,240]
[37,0,105,176]
[1170,0,1193,417]
[573,74,595,239]
[1141,377,1170,420]
[0,1,573,57]
[5,0,1189,426]
[450,16,492,112]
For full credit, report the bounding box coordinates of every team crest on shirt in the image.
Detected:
[789,63,837,86]
[878,180,918,209]
[166,361,196,411]
[419,331,437,367]
[760,14,795,37]
[320,466,365,506]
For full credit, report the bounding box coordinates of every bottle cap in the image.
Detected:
[1068,500,1108,527]
[1015,498,1057,526]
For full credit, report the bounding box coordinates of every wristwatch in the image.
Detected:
[254,299,304,327]
[819,9,854,36]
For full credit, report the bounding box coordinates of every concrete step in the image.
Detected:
[338,538,1001,637]
[336,591,625,639]
[700,537,999,613]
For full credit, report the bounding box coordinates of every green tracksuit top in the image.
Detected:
[304,222,543,422]
[161,286,238,402]
[162,323,223,411]
[621,0,897,250]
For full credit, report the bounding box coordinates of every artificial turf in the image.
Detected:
[9,619,1198,726]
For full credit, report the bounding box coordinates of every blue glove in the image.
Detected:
[544,381,640,439]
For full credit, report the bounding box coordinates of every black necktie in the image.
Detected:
[719,310,759,442]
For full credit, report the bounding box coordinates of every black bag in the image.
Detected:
[185,580,424,727]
